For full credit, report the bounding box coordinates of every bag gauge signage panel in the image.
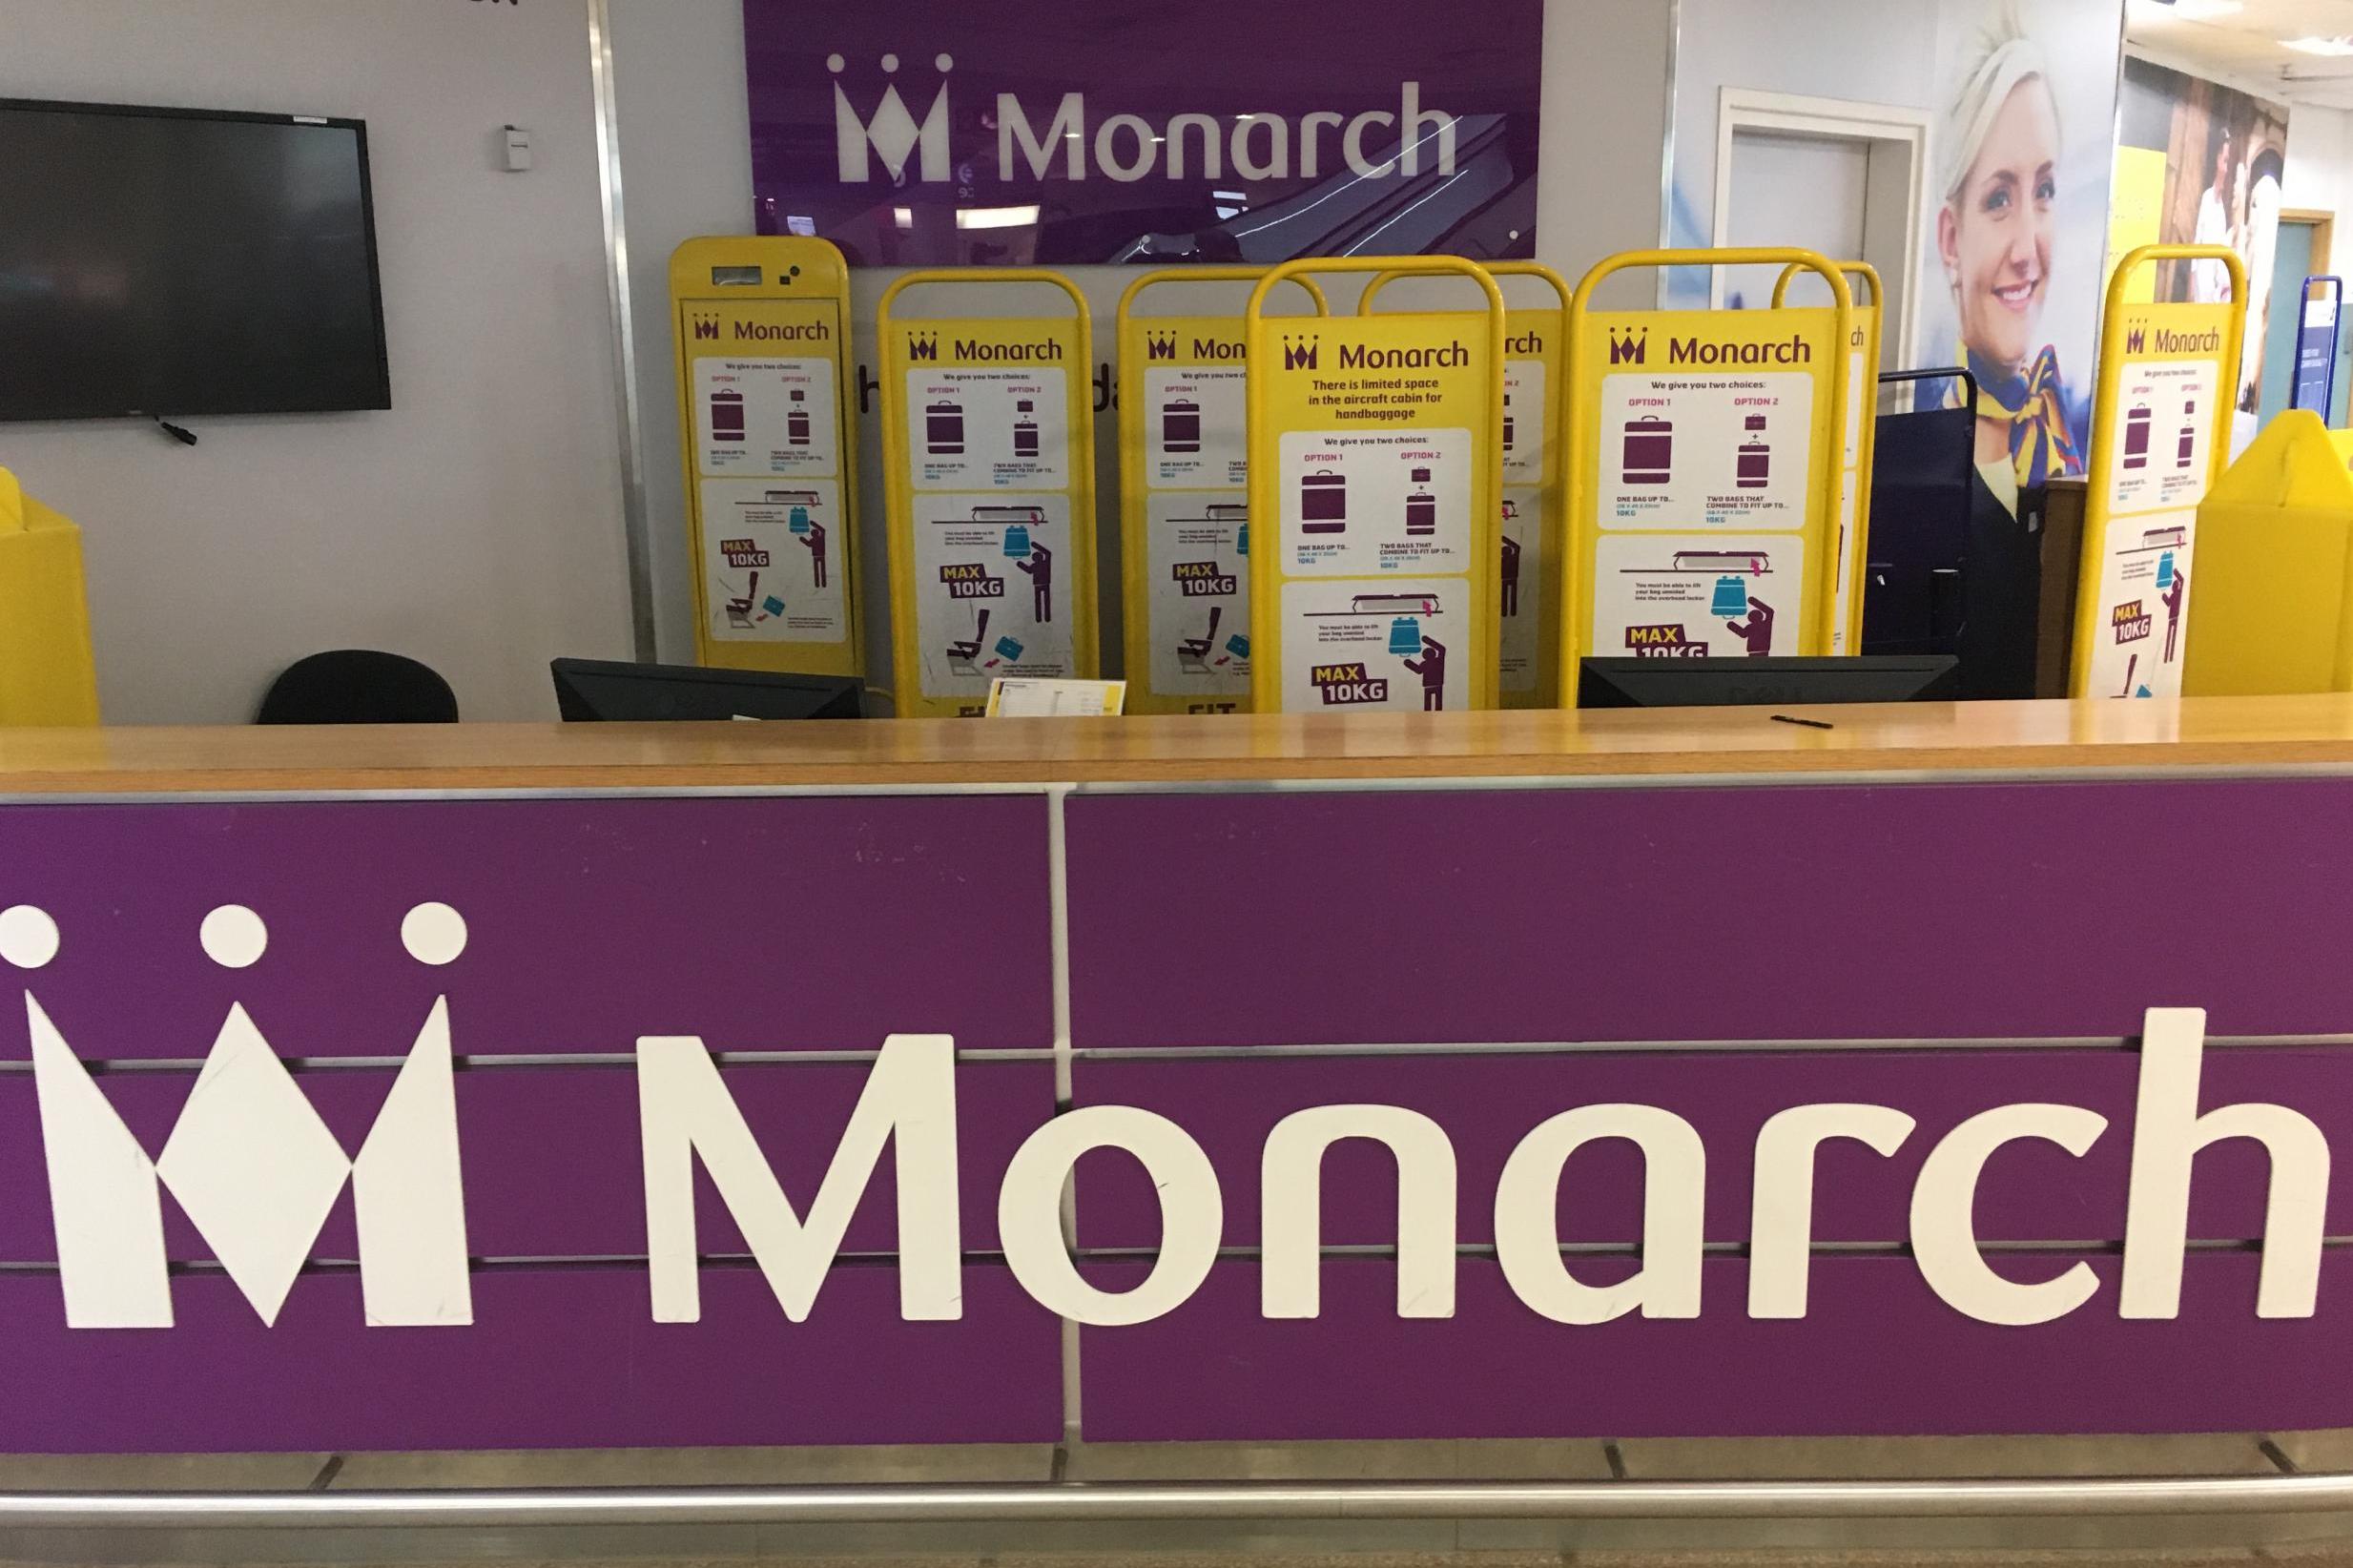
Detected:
[671,237,862,678]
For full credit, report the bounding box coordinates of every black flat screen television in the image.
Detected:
[0,98,390,421]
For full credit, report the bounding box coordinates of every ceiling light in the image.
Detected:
[955,205,1041,231]
[2283,34,2353,54]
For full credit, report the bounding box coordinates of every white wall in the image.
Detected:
[2284,103,2353,227]
[605,0,1673,685]
[0,0,633,723]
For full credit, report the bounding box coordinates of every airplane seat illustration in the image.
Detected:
[725,570,760,629]
[1178,607,1224,671]
[948,609,991,672]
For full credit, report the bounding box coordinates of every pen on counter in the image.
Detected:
[1770,713,1835,731]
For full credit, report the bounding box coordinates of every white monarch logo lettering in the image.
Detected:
[0,890,2325,1339]
[823,52,1459,188]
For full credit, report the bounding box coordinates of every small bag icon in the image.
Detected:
[994,635,1025,661]
[1003,525,1032,558]
[1236,522,1249,556]
[1301,469,1347,532]
[1710,575,1750,617]
[789,505,812,534]
[1388,617,1422,655]
[1226,634,1250,659]
[2157,550,2177,589]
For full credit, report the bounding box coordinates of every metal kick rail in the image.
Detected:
[2,1475,2352,1527]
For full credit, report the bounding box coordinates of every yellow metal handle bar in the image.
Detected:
[1117,266,1330,321]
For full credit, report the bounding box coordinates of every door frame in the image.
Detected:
[1712,88,1931,367]
[2281,208,2334,276]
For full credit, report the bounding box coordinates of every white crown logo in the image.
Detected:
[1,901,473,1331]
[830,51,954,185]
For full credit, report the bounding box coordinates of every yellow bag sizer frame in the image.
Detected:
[1773,260,1882,656]
[1115,267,1329,715]
[1360,261,1573,708]
[2071,244,2248,699]
[670,237,862,678]
[877,269,1100,718]
[1563,248,1853,673]
[1245,255,1508,715]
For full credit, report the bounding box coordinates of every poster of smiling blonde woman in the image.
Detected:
[1914,1,2120,516]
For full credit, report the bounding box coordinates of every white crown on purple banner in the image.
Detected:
[830,51,954,184]
[0,901,473,1331]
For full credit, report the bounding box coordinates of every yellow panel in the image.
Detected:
[1563,249,1854,672]
[0,469,101,726]
[2184,410,2353,695]
[2072,245,2249,698]
[2107,150,2168,306]
[669,237,862,678]
[878,272,1099,718]
[1775,262,1882,655]
[1115,268,1330,716]
[1359,263,1572,708]
[1246,258,1507,714]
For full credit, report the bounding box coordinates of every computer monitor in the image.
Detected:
[1576,655,1960,710]
[550,658,863,721]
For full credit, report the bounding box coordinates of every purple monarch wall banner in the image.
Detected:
[741,0,1545,268]
[5,776,2353,1453]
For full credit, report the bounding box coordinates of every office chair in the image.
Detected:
[256,650,459,724]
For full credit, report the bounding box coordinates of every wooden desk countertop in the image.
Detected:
[5,695,2353,794]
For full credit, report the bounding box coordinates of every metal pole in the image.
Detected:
[587,0,660,665]
[2,1475,2351,1529]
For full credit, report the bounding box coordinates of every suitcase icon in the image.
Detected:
[1301,469,1347,533]
[1003,525,1032,557]
[1405,483,1436,536]
[1621,417,1673,485]
[710,388,746,444]
[1736,415,1770,489]
[1388,617,1422,655]
[1163,399,1202,453]
[926,401,966,456]
[1710,575,1750,617]
[2124,404,2152,470]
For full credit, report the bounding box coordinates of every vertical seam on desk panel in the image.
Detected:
[1048,784,1082,1443]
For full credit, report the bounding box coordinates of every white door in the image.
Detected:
[1710,92,1930,375]
[1722,130,1869,316]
